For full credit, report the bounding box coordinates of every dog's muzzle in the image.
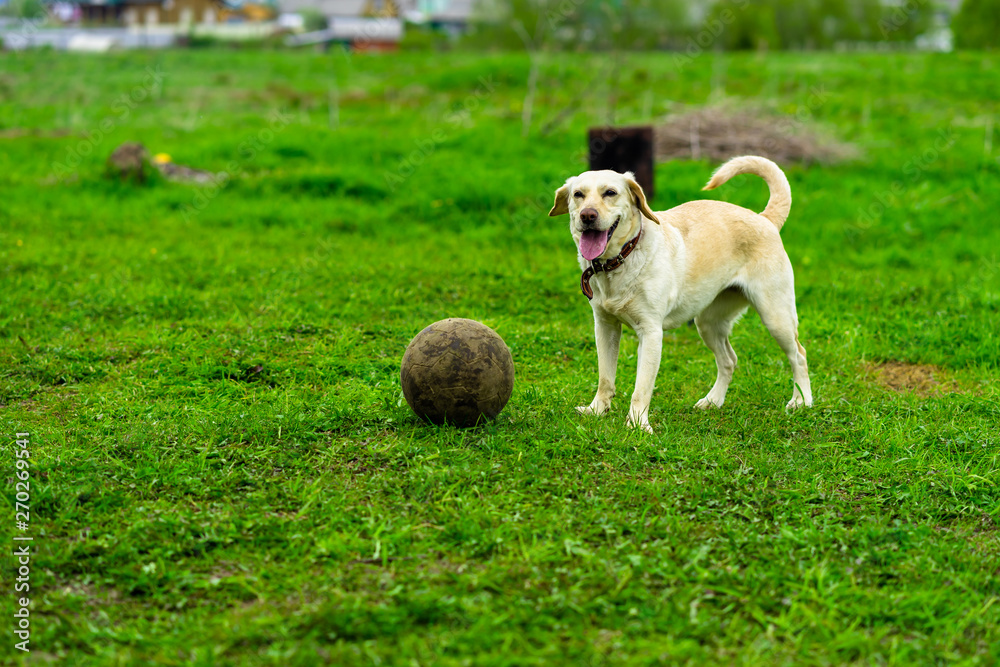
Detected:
[578,216,620,261]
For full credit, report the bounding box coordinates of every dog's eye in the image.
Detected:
[573,191,584,198]
[603,189,617,197]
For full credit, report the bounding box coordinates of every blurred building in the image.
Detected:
[278,0,473,28]
[39,0,276,26]
[277,0,472,49]
[413,0,472,32]
[76,0,225,26]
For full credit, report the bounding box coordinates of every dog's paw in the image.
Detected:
[626,415,654,434]
[695,396,723,410]
[785,395,812,410]
[577,397,612,416]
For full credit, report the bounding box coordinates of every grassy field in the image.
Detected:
[1,48,998,665]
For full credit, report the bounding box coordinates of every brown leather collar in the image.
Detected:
[580,227,642,300]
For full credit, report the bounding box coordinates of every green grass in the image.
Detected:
[0,48,998,665]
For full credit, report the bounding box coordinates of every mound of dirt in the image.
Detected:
[655,107,855,165]
[867,361,953,397]
[105,142,217,185]
[106,142,150,183]
[156,161,216,185]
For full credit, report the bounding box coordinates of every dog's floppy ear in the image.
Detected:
[624,172,659,224]
[548,181,571,217]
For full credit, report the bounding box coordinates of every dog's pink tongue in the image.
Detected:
[579,229,609,261]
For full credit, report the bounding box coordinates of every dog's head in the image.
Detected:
[548,170,658,261]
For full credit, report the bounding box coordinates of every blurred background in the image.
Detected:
[3,0,1000,662]
[1,0,998,52]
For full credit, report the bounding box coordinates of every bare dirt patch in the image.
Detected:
[866,361,957,397]
[0,128,74,139]
[655,106,856,164]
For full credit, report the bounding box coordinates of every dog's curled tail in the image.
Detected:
[702,155,792,230]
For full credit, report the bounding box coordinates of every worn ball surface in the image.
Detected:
[400,318,515,427]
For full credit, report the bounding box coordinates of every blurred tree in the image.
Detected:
[713,0,781,50]
[400,23,452,50]
[714,0,930,50]
[467,0,691,50]
[4,0,46,19]
[299,8,328,32]
[953,0,1000,49]
[618,0,691,49]
[873,0,933,43]
[466,0,933,50]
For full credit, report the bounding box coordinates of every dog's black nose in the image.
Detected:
[580,208,598,226]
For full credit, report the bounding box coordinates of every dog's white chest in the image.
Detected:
[590,275,650,328]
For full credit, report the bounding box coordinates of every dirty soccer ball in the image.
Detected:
[400,318,515,427]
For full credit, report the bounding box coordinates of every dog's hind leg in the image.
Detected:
[746,277,812,409]
[694,288,750,409]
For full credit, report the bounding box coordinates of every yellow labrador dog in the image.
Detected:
[549,155,812,434]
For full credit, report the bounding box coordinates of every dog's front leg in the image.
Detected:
[627,323,663,434]
[577,311,621,416]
